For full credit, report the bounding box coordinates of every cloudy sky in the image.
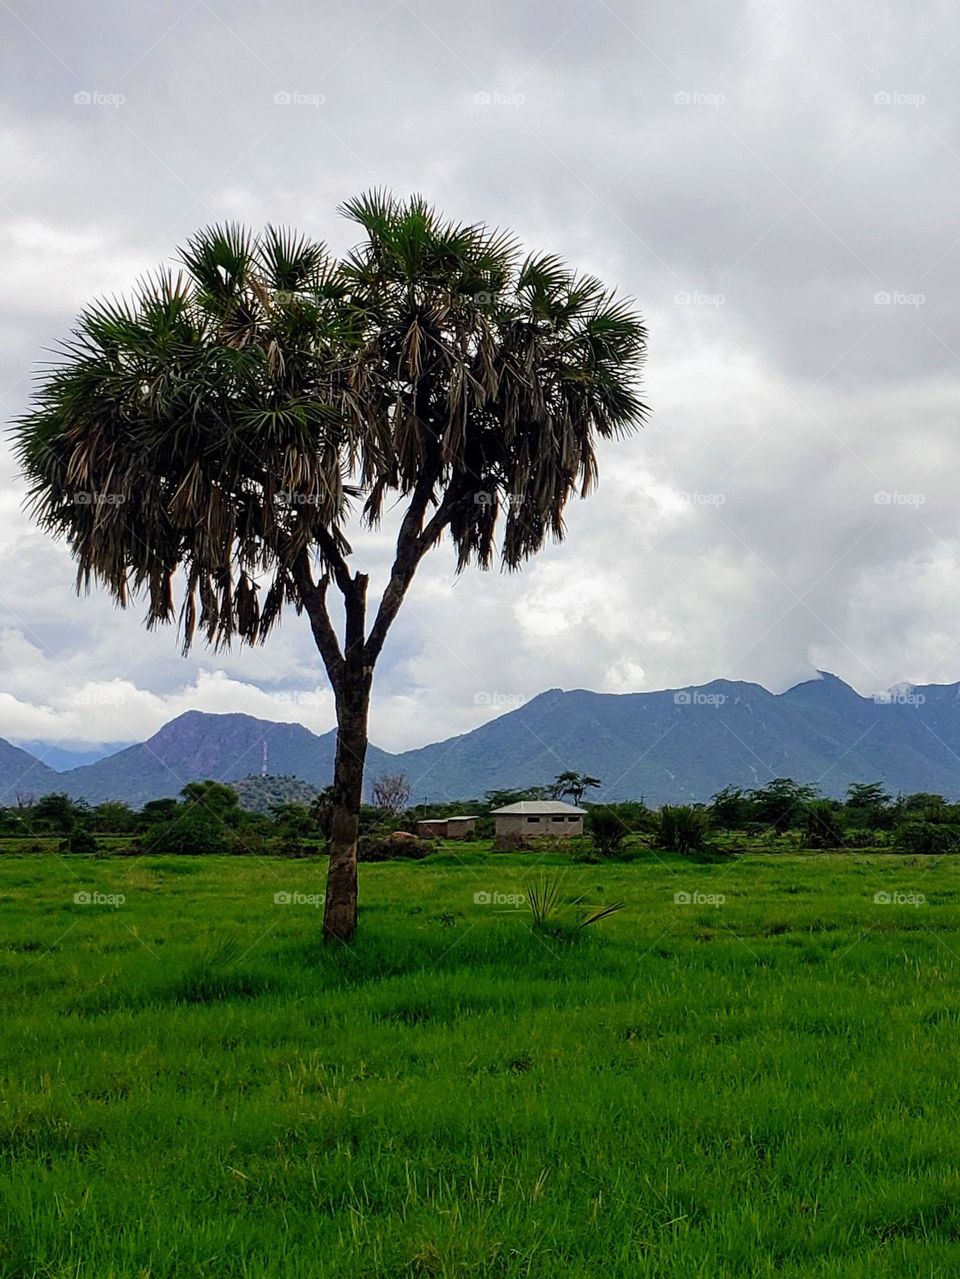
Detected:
[1,0,958,755]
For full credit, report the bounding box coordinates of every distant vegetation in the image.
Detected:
[231,774,320,814]
[3,772,960,860]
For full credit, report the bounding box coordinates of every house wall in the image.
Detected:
[493,814,583,840]
[416,820,448,837]
[416,818,478,839]
[445,818,476,839]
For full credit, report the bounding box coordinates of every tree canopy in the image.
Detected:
[16,192,648,661]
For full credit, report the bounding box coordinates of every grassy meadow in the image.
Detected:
[3,844,960,1276]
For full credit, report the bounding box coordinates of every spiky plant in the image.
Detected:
[15,192,648,942]
[525,871,625,938]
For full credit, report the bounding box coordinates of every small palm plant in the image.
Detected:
[525,871,624,939]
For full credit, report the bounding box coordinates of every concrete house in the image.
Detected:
[415,816,478,839]
[491,800,585,848]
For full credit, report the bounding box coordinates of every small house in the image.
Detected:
[415,815,478,840]
[491,800,585,848]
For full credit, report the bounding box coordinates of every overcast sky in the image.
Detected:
[1,0,958,753]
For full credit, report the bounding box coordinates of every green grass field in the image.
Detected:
[4,846,960,1277]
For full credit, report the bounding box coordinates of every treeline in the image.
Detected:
[4,774,960,857]
[706,779,960,853]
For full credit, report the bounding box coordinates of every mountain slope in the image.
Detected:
[390,673,960,803]
[6,673,960,807]
[56,711,395,807]
[0,740,61,806]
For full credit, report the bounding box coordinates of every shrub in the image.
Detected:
[587,806,628,856]
[358,832,434,862]
[802,801,846,850]
[893,821,960,856]
[657,805,710,854]
[140,807,231,856]
[58,829,98,855]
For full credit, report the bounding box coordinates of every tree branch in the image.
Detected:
[289,550,345,693]
[314,524,355,601]
[364,468,456,666]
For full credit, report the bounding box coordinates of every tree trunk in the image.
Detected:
[322,663,371,943]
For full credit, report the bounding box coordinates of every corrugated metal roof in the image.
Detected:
[490,800,587,815]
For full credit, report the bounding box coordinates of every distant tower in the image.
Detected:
[261,742,268,777]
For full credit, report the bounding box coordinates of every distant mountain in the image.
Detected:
[53,710,395,808]
[15,741,131,772]
[0,740,61,806]
[388,673,960,804]
[3,673,960,808]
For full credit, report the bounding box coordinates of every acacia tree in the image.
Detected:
[371,773,411,816]
[15,192,648,941]
[551,770,602,805]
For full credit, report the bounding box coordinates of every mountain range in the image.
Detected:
[2,672,959,808]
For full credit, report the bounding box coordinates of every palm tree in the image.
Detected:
[15,192,648,941]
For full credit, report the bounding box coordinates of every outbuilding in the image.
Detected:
[490,800,585,848]
[415,815,478,839]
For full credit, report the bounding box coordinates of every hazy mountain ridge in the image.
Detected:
[3,673,960,807]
